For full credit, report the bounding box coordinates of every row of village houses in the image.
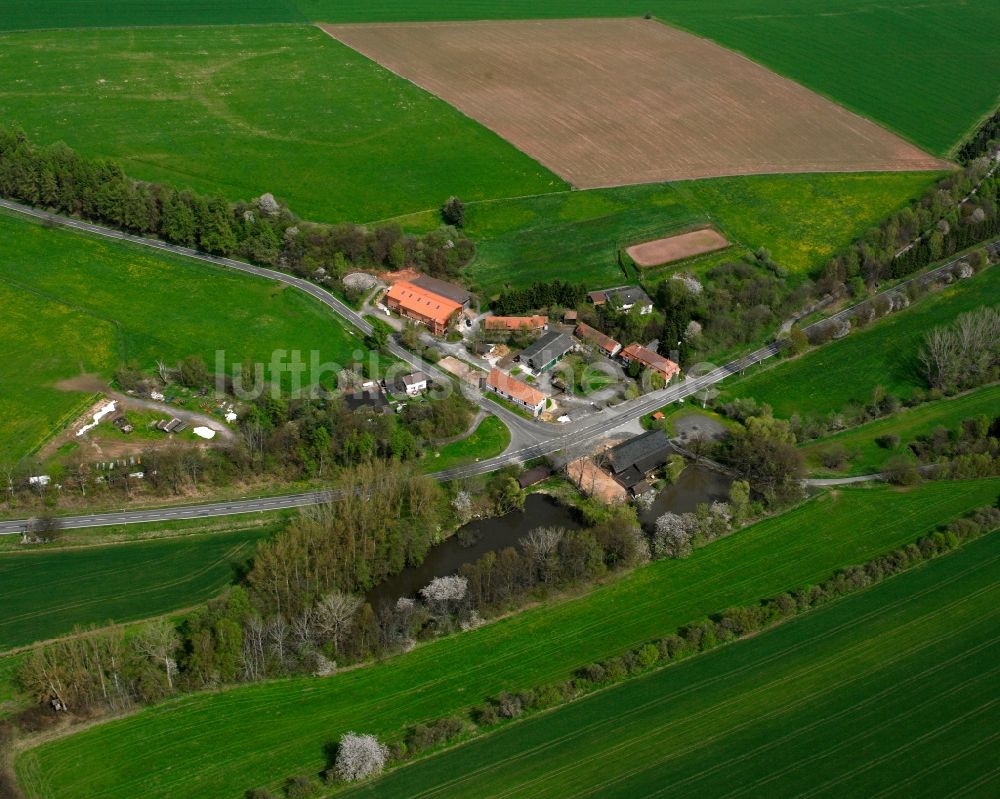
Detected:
[381,275,678,419]
[385,278,653,338]
[484,327,679,417]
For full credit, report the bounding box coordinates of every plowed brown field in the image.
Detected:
[627,227,730,267]
[321,18,949,188]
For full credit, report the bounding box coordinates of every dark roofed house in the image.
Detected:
[410,275,473,308]
[607,430,672,488]
[344,388,391,414]
[588,286,654,315]
[517,330,574,372]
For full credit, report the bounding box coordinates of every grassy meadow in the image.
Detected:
[15,478,1000,798]
[0,25,562,222]
[300,0,1000,155]
[801,383,1000,476]
[344,526,1000,798]
[724,264,1000,418]
[0,280,119,461]
[0,0,303,30]
[0,527,275,652]
[425,416,510,473]
[0,652,27,718]
[0,211,374,461]
[432,172,939,294]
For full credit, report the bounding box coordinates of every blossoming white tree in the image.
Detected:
[335,732,388,782]
[419,575,468,619]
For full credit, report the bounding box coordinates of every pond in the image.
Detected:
[639,463,732,529]
[367,493,582,606]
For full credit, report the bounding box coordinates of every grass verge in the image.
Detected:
[424,416,510,473]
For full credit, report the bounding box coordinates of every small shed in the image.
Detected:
[518,465,552,489]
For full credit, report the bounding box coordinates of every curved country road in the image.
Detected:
[0,199,991,534]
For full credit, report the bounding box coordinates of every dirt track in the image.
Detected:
[322,18,950,188]
[627,228,730,267]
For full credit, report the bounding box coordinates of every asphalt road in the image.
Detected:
[0,198,991,534]
[0,340,783,534]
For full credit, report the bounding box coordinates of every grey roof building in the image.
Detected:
[517,330,575,372]
[607,430,673,488]
[589,285,654,313]
[410,275,473,308]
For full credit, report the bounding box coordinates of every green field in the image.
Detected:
[3,3,996,159]
[0,211,380,460]
[345,526,1000,799]
[0,279,119,461]
[297,0,1000,156]
[724,265,1000,418]
[0,527,275,652]
[0,25,562,222]
[0,0,303,30]
[0,652,27,716]
[801,383,1000,476]
[425,416,510,473]
[15,479,1000,798]
[440,172,939,294]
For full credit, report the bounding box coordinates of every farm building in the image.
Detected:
[485,368,547,417]
[517,330,575,372]
[588,286,654,314]
[575,322,622,357]
[619,343,680,382]
[484,315,548,337]
[385,281,463,336]
[410,274,473,309]
[606,429,673,490]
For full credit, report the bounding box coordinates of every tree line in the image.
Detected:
[819,159,999,291]
[491,280,588,316]
[15,463,450,712]
[0,127,474,284]
[957,108,1000,164]
[902,412,1000,483]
